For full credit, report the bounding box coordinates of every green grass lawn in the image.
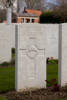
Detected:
[0,64,67,100]
[0,67,15,93]
[47,64,58,86]
[0,63,58,92]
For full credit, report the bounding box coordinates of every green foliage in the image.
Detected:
[10,58,15,65]
[0,62,10,66]
[40,11,61,23]
[54,59,58,64]
[45,78,60,91]
[0,59,15,66]
[12,48,15,56]
[49,59,58,64]
[11,48,15,65]
[0,48,15,67]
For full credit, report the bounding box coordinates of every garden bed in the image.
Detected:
[1,86,67,100]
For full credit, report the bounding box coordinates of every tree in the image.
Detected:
[56,0,67,5]
[0,0,6,9]
[46,0,67,10]
[53,0,67,22]
[40,11,61,23]
[6,0,15,24]
[0,0,15,9]
[6,0,15,8]
[46,0,67,23]
[25,0,46,10]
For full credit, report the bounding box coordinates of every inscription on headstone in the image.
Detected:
[15,24,46,91]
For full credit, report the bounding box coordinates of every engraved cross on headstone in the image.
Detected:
[20,43,45,79]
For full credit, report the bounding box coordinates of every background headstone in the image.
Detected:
[46,24,59,59]
[59,23,67,86]
[15,24,47,91]
[0,24,12,63]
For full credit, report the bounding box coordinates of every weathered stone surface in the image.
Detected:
[0,24,12,63]
[15,24,46,91]
[59,23,67,86]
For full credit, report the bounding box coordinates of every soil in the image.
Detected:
[1,86,67,100]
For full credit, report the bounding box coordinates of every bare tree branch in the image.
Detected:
[25,0,46,10]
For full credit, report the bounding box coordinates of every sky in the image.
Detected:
[47,0,56,3]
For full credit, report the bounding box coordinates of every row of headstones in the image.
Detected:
[0,23,58,63]
[0,23,66,91]
[15,23,67,91]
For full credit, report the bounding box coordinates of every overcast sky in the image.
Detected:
[47,0,56,3]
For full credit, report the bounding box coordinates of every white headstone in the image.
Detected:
[46,24,59,59]
[15,24,46,91]
[0,24,12,63]
[59,23,67,86]
[11,24,59,59]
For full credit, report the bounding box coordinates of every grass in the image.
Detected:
[47,63,58,86]
[0,67,15,93]
[0,63,67,100]
[0,63,58,92]
[0,96,7,100]
[0,49,65,100]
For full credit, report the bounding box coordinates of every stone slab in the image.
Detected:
[15,24,47,91]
